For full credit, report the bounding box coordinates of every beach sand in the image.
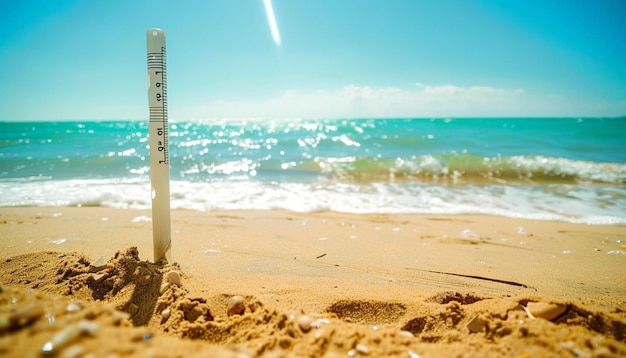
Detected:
[1,207,625,357]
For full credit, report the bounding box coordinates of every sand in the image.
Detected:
[1,207,625,357]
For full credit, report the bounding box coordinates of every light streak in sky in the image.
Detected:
[263,0,281,46]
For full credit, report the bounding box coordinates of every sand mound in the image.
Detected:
[1,247,626,357]
[0,247,166,326]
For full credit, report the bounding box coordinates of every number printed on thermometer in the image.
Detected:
[147,44,168,164]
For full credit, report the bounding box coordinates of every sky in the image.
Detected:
[0,0,625,121]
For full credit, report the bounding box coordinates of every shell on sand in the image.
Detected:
[166,271,181,286]
[227,296,245,316]
[298,316,313,333]
[524,302,567,321]
[41,320,99,355]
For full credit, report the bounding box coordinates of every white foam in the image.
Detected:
[1,178,624,225]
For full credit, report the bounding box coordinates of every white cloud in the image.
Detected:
[423,84,465,95]
[174,83,625,120]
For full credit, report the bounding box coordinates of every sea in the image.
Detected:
[1,118,625,225]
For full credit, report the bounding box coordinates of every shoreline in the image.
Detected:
[1,206,625,356]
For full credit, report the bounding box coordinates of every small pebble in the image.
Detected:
[298,316,312,333]
[166,271,181,286]
[159,282,170,294]
[126,303,139,316]
[399,330,414,338]
[142,333,153,341]
[65,302,83,313]
[91,273,107,283]
[356,344,370,355]
[408,351,421,358]
[161,308,171,320]
[467,315,486,333]
[89,256,111,273]
[227,296,245,316]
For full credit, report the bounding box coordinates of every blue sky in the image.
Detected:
[1,0,625,121]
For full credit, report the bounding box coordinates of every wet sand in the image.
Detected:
[1,207,625,357]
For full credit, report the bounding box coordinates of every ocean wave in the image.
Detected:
[172,153,626,185]
[1,178,625,225]
[310,154,626,184]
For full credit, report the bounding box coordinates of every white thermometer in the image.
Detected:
[146,28,171,263]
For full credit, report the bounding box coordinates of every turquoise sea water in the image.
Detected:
[1,118,625,224]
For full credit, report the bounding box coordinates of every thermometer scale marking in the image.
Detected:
[147,46,169,164]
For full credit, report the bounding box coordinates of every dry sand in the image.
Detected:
[1,207,625,357]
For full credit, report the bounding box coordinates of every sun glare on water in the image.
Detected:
[263,0,281,46]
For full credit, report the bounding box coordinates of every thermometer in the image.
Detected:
[146,28,171,263]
